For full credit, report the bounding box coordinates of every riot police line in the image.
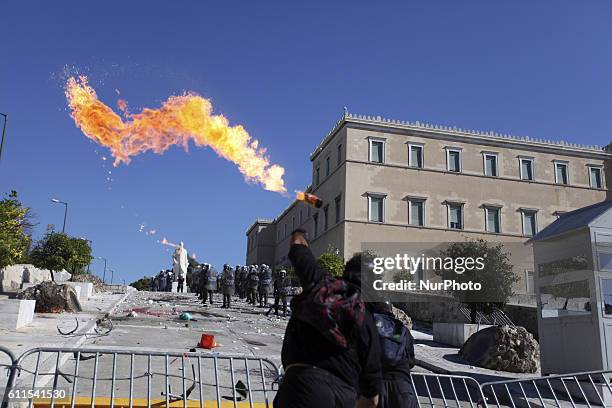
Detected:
[151,263,302,316]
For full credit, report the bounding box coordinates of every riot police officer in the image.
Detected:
[203,263,217,306]
[258,264,273,307]
[273,269,290,316]
[221,264,235,308]
[246,265,260,305]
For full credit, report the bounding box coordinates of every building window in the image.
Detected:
[521,210,538,237]
[337,144,342,166]
[589,166,603,189]
[313,213,319,237]
[408,199,425,226]
[448,203,463,230]
[409,144,423,168]
[299,209,303,225]
[483,153,498,177]
[369,138,385,164]
[335,195,342,224]
[325,157,330,177]
[368,194,386,223]
[277,229,281,241]
[323,205,329,231]
[284,223,287,237]
[446,148,462,173]
[525,270,535,294]
[554,161,569,185]
[292,216,295,230]
[315,165,320,186]
[520,157,534,181]
[485,206,501,233]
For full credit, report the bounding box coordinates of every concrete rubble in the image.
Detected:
[459,325,540,373]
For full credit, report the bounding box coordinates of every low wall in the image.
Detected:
[0,265,71,293]
[392,291,539,338]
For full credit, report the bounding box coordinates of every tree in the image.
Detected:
[434,239,518,323]
[130,277,153,291]
[29,232,92,280]
[66,237,93,275]
[317,245,344,277]
[0,191,33,270]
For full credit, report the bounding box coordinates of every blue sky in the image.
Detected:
[1,1,611,284]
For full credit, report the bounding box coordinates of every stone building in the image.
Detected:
[246,112,610,293]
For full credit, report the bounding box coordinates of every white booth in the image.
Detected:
[532,201,612,375]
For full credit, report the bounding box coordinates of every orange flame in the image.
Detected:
[295,191,323,208]
[65,75,286,193]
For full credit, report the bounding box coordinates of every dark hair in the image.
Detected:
[343,252,375,287]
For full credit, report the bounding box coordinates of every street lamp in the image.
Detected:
[0,113,7,163]
[50,198,68,233]
[97,256,107,283]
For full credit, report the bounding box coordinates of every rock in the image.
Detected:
[459,325,540,373]
[392,306,413,330]
[16,281,82,313]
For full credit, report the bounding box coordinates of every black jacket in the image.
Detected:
[281,244,382,398]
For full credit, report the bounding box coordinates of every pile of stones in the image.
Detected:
[17,281,82,313]
[459,325,540,373]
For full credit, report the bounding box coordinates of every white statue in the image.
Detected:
[172,241,188,281]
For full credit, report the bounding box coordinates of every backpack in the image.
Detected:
[291,277,365,349]
[372,312,412,368]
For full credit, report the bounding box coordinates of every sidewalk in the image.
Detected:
[0,290,130,358]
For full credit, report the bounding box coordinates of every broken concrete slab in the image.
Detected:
[0,299,35,330]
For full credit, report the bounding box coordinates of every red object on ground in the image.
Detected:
[199,333,216,349]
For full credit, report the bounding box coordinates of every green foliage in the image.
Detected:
[317,245,344,277]
[0,191,32,270]
[434,239,518,323]
[29,232,92,277]
[130,277,153,291]
[393,269,412,283]
[67,237,93,275]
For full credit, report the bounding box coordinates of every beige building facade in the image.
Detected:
[246,112,610,294]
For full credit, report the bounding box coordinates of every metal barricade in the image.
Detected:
[0,346,18,408]
[481,370,612,408]
[410,372,486,408]
[7,347,281,407]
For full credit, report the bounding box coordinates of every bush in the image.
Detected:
[317,245,344,277]
[130,277,153,291]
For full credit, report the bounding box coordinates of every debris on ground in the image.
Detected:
[459,325,540,373]
[57,317,80,335]
[17,281,82,313]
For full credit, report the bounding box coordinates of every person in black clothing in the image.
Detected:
[344,254,418,408]
[274,229,381,408]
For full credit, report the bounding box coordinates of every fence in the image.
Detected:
[2,346,612,407]
[2,347,281,408]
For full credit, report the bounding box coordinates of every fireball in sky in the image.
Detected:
[65,75,286,194]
